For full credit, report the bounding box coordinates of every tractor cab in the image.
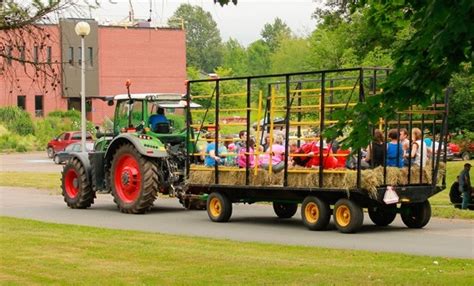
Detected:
[112,93,199,145]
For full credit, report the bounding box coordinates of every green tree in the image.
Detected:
[307,23,356,70]
[270,36,311,74]
[449,63,474,131]
[326,0,474,149]
[170,4,223,72]
[246,40,271,76]
[221,38,248,76]
[260,18,291,52]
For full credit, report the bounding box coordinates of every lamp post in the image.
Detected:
[74,21,91,153]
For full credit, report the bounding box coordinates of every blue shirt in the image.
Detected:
[204,143,226,167]
[386,142,404,168]
[149,114,168,131]
[459,169,471,188]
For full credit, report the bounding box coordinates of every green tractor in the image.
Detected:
[61,91,203,213]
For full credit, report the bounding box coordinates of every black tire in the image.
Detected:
[301,196,331,231]
[61,157,95,208]
[461,152,470,161]
[207,192,232,222]
[400,201,431,228]
[333,199,364,233]
[110,143,159,214]
[47,147,54,158]
[368,204,397,226]
[54,155,61,164]
[273,202,298,219]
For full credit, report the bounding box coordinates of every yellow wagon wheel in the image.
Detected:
[301,196,330,231]
[333,199,364,233]
[207,192,232,222]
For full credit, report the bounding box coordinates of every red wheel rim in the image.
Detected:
[114,154,141,203]
[65,169,79,198]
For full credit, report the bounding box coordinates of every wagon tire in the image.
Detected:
[333,199,364,233]
[273,202,298,219]
[400,200,431,229]
[368,204,397,226]
[207,192,232,222]
[301,196,330,231]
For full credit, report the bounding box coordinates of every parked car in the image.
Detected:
[53,142,95,164]
[446,142,473,161]
[47,131,93,158]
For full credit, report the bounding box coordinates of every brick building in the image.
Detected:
[0,19,186,124]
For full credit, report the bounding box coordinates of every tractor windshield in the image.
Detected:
[114,100,144,133]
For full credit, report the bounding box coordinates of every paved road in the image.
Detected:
[1,186,473,259]
[0,151,62,173]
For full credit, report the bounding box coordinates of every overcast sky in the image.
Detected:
[90,0,320,46]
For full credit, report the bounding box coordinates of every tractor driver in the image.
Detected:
[149,107,169,133]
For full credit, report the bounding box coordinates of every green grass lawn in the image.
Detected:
[0,217,472,285]
[1,160,472,219]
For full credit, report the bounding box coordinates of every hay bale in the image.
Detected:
[187,161,448,195]
[361,170,379,199]
[188,166,214,184]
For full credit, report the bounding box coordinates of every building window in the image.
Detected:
[17,96,26,110]
[33,46,39,63]
[68,47,74,65]
[46,46,52,64]
[78,47,82,65]
[6,46,12,65]
[35,95,43,117]
[88,47,93,66]
[19,46,25,63]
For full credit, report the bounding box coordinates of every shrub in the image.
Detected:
[0,106,35,136]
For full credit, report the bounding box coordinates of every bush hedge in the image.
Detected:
[0,107,35,136]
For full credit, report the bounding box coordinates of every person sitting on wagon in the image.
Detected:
[386,129,404,168]
[204,134,227,167]
[408,127,428,167]
[259,134,285,172]
[293,141,338,169]
[365,129,385,167]
[237,138,257,168]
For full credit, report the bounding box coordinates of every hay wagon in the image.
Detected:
[184,67,449,233]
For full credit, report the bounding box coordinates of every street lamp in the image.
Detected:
[75,21,90,153]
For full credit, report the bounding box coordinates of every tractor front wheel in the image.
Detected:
[61,158,95,208]
[110,144,159,214]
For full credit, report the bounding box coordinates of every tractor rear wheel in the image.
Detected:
[61,157,95,208]
[110,143,159,214]
[273,202,298,218]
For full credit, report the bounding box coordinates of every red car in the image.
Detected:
[47,131,93,158]
[447,142,473,161]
